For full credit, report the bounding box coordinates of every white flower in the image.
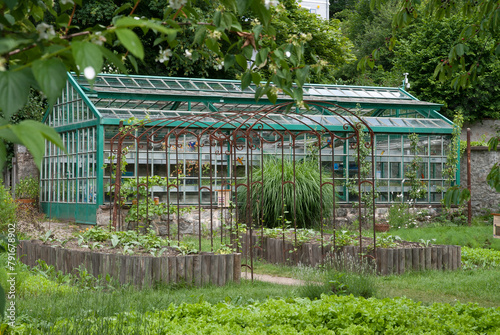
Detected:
[36,22,56,41]
[91,32,106,46]
[184,49,192,59]
[60,0,74,4]
[285,51,291,58]
[156,47,173,63]
[169,0,187,10]
[84,66,96,80]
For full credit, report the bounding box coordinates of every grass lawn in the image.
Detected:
[374,268,500,308]
[8,222,500,333]
[387,226,500,250]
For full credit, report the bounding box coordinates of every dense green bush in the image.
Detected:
[238,157,334,228]
[0,181,16,231]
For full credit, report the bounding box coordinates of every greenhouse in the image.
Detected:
[41,73,455,224]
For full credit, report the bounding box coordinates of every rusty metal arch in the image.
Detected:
[107,101,377,276]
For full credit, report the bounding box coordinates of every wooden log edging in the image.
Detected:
[16,240,241,287]
[241,235,461,275]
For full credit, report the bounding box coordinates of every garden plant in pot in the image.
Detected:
[15,176,39,206]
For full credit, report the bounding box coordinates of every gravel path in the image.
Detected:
[241,271,305,286]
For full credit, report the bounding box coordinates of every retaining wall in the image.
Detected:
[241,235,461,275]
[17,240,241,287]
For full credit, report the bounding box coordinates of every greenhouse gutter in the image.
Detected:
[99,118,453,134]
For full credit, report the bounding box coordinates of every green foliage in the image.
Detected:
[77,227,171,255]
[79,226,110,243]
[406,133,427,201]
[13,294,500,334]
[392,226,500,251]
[392,14,500,122]
[443,112,468,208]
[387,201,414,229]
[1,0,325,172]
[369,0,500,92]
[272,0,355,83]
[238,157,334,228]
[0,182,16,232]
[461,247,500,270]
[335,0,401,86]
[14,176,39,200]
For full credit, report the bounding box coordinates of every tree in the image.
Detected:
[0,0,326,170]
[334,0,401,86]
[392,15,500,122]
[365,0,500,90]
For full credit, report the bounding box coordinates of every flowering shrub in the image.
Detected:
[387,202,419,229]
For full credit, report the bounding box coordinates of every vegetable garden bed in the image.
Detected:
[17,240,241,287]
[241,233,461,275]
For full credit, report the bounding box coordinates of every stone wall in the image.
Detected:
[460,146,500,215]
[96,205,230,235]
[461,119,500,142]
[14,144,38,182]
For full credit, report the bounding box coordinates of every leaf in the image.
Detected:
[10,120,65,168]
[0,38,31,54]
[0,68,34,120]
[241,71,252,90]
[295,66,310,87]
[251,72,261,85]
[128,55,138,72]
[235,54,247,70]
[236,0,251,15]
[98,46,129,74]
[487,163,500,192]
[0,141,6,172]
[3,0,17,10]
[115,28,144,60]
[224,54,235,70]
[72,41,103,78]
[32,58,67,106]
[205,38,220,55]
[113,3,133,16]
[488,136,499,151]
[114,17,177,36]
[455,43,465,57]
[193,26,207,45]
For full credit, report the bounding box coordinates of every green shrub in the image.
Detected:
[0,181,16,231]
[387,202,417,229]
[238,157,334,228]
[15,176,39,199]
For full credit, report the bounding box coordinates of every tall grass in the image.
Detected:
[237,157,334,228]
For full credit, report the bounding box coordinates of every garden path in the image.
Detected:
[241,271,304,286]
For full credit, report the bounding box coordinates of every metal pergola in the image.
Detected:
[41,73,454,224]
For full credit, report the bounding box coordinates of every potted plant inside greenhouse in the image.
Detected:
[15,176,39,206]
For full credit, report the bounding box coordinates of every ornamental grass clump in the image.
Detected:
[238,157,334,229]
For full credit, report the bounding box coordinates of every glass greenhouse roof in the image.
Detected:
[63,73,452,134]
[74,74,442,112]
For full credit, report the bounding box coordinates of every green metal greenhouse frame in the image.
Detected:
[41,73,456,224]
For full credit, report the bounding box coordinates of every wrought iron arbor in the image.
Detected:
[108,101,377,274]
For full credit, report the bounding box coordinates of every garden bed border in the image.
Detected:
[17,240,241,287]
[241,234,461,275]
